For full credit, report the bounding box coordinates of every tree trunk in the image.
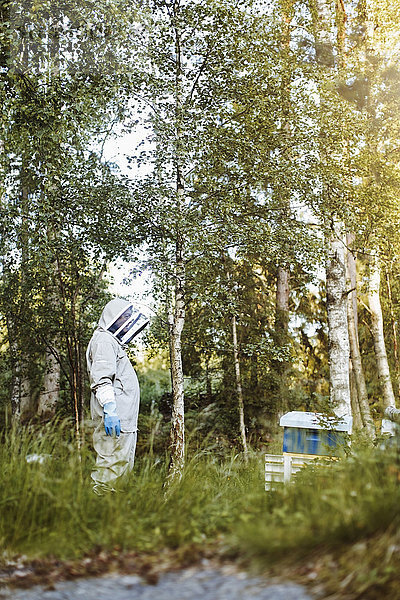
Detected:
[346,234,375,436]
[168,235,186,480]
[19,374,31,422]
[232,314,248,458]
[276,2,292,323]
[309,0,350,416]
[168,7,186,480]
[78,330,86,426]
[276,267,290,330]
[272,1,293,417]
[326,222,351,417]
[37,349,60,419]
[7,314,22,420]
[10,352,21,420]
[9,175,34,422]
[273,266,290,416]
[385,269,400,400]
[205,357,212,401]
[37,7,61,421]
[6,312,31,423]
[349,361,363,430]
[368,252,396,410]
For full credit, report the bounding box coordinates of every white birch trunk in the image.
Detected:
[385,270,400,400]
[346,235,375,436]
[18,182,32,421]
[7,318,22,420]
[10,356,21,420]
[19,374,32,421]
[309,3,350,416]
[168,235,186,480]
[37,349,60,418]
[368,253,396,410]
[272,1,292,418]
[349,362,363,430]
[276,267,290,326]
[274,267,290,416]
[232,314,248,457]
[326,223,351,417]
[6,314,31,422]
[167,7,186,480]
[36,10,61,422]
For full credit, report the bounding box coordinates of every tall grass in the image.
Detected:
[233,442,400,598]
[1,421,400,585]
[0,423,265,559]
[233,442,400,572]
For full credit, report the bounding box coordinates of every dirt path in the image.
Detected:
[0,567,313,599]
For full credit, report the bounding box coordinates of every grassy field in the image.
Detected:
[1,423,400,598]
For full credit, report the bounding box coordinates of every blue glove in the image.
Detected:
[103,401,121,437]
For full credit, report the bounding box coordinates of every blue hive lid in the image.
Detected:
[279,411,353,433]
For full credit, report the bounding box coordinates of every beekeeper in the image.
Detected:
[86,297,149,493]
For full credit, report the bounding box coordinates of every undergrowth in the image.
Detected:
[1,423,400,597]
[236,444,400,560]
[0,422,265,559]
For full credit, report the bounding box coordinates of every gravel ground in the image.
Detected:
[0,568,313,600]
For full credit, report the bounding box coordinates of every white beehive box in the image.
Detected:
[265,453,322,490]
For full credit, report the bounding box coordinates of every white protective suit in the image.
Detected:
[86,298,149,487]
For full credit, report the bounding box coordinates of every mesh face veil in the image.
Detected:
[104,304,149,344]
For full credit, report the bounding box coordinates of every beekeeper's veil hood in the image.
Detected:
[98,298,149,345]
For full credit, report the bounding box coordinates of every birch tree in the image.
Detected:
[326,223,351,417]
[269,0,294,417]
[353,0,400,413]
[231,313,248,457]
[309,0,351,416]
[133,0,271,475]
[368,253,396,410]
[346,234,374,435]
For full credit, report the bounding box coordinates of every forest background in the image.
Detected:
[1,0,400,596]
[2,0,400,458]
